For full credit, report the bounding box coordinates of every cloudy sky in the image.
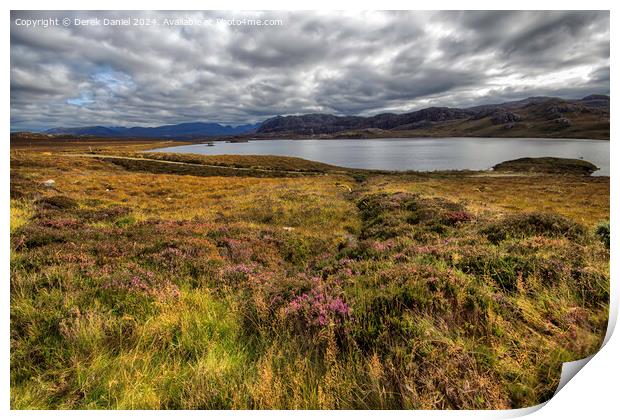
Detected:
[10,10,610,131]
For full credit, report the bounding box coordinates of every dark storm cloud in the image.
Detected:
[10,10,610,131]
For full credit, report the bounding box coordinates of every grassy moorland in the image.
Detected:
[10,142,609,409]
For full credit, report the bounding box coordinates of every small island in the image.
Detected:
[493,157,599,176]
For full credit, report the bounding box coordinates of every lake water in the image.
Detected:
[151,137,610,176]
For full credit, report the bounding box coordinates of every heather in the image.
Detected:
[10,146,609,409]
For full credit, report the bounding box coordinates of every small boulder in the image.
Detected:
[43,179,55,188]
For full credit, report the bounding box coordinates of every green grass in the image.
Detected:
[10,199,33,234]
[11,289,251,409]
[10,148,609,409]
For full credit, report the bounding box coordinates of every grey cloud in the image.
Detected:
[10,10,610,131]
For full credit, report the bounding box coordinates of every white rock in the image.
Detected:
[283,226,295,231]
[43,179,55,188]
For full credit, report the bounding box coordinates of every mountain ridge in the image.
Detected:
[39,94,609,140]
[256,95,609,139]
[44,122,261,139]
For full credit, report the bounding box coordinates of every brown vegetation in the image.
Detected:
[10,142,609,409]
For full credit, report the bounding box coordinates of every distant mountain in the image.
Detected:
[45,122,260,139]
[256,95,609,140]
[44,126,124,136]
[42,94,609,141]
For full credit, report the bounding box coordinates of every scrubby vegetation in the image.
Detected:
[10,146,609,409]
[596,221,610,249]
[125,152,347,173]
[493,157,599,175]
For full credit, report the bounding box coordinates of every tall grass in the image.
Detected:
[10,151,609,409]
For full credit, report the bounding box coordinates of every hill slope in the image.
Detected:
[257,95,609,139]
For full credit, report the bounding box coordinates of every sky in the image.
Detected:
[10,10,610,131]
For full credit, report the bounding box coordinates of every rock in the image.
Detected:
[490,111,521,125]
[555,117,572,127]
[283,226,295,231]
[43,179,55,188]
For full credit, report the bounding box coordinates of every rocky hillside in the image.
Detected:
[25,94,609,141]
[257,95,609,139]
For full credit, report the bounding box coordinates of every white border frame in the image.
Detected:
[3,2,617,419]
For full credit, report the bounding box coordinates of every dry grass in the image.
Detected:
[10,146,609,409]
[365,173,609,227]
[126,152,348,172]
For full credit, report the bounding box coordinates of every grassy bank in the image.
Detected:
[10,146,609,409]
